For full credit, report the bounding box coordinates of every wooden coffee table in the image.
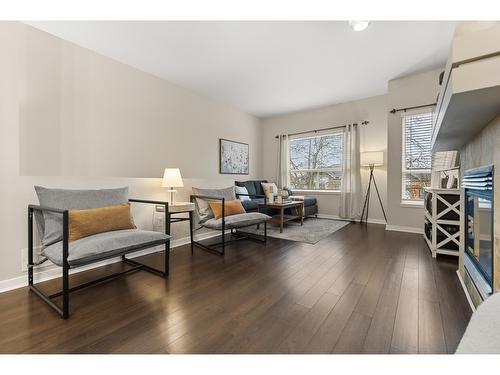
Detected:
[257,200,304,233]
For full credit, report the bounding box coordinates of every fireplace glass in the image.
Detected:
[465,193,493,286]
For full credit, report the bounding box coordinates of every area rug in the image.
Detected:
[239,218,350,244]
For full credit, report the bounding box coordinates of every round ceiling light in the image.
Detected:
[349,21,370,31]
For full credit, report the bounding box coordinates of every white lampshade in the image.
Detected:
[161,168,184,188]
[360,151,384,167]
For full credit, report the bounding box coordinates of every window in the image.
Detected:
[402,112,433,202]
[289,132,343,191]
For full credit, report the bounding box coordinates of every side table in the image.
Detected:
[154,202,195,247]
[257,200,304,233]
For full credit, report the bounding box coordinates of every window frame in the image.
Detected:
[401,111,433,205]
[288,131,344,193]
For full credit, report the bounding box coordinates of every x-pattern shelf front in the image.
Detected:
[424,188,463,258]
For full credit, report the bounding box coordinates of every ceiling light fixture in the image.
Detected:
[349,21,370,32]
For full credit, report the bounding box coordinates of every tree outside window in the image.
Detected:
[402,112,433,202]
[289,132,343,191]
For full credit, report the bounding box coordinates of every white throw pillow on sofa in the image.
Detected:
[235,186,251,201]
[261,182,278,196]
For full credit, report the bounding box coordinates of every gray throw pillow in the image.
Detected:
[34,186,129,246]
[192,186,236,223]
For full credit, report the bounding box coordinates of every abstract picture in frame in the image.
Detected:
[219,138,249,175]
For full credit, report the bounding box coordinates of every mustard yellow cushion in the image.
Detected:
[208,199,246,220]
[69,204,136,241]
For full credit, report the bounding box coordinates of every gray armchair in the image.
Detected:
[28,187,171,319]
[190,187,271,256]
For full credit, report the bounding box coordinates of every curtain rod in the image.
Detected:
[274,120,369,139]
[389,102,436,114]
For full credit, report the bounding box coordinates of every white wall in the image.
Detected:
[16,22,262,179]
[261,95,388,222]
[386,68,443,232]
[0,22,263,284]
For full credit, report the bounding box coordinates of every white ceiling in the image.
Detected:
[26,21,456,118]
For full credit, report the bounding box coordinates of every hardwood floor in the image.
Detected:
[0,223,472,354]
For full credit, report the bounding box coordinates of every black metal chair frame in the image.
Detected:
[28,199,171,319]
[189,193,268,256]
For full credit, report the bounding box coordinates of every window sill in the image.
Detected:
[292,189,341,195]
[400,200,424,208]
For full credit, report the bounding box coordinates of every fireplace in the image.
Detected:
[463,165,494,304]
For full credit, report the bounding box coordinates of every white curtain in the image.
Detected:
[276,134,290,189]
[339,124,362,219]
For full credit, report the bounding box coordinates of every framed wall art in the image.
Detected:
[219,138,249,175]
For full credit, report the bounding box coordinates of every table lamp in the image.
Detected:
[360,151,387,223]
[162,168,184,205]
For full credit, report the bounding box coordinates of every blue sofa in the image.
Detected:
[235,180,318,217]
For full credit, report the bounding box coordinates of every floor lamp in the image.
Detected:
[360,151,387,224]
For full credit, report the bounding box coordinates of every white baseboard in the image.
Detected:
[385,224,423,234]
[316,214,386,225]
[317,214,423,234]
[0,231,220,294]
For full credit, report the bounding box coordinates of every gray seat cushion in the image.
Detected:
[34,186,129,246]
[192,186,235,224]
[43,229,170,268]
[202,212,271,230]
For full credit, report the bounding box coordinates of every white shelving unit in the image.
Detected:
[424,188,463,258]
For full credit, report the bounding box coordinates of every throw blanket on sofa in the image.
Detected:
[456,292,500,354]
